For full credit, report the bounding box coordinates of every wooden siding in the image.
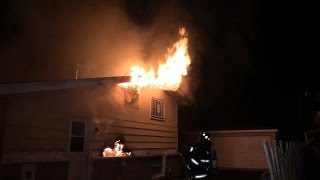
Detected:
[91,87,178,157]
[1,84,178,162]
[181,129,277,170]
[2,90,71,162]
[212,130,277,170]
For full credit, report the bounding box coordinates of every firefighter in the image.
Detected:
[183,131,217,179]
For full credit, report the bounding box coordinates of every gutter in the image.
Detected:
[0,76,131,95]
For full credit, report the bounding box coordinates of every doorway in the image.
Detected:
[68,115,91,180]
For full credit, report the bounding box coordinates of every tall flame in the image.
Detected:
[119,27,191,91]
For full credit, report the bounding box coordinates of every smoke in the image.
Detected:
[128,0,198,101]
[0,0,140,81]
[0,0,198,100]
[0,1,163,72]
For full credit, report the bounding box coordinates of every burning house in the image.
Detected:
[0,28,191,180]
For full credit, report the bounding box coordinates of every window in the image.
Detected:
[151,98,165,120]
[70,121,85,152]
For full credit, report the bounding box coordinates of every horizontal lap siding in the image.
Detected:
[214,136,270,169]
[4,138,68,151]
[126,135,176,142]
[2,86,178,160]
[181,131,277,170]
[107,126,177,137]
[4,124,69,152]
[92,119,177,156]
[108,120,176,132]
[132,149,177,155]
[94,135,176,146]
[125,142,176,149]
[5,125,68,139]
[2,92,70,161]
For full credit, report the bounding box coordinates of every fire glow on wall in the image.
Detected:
[102,140,131,157]
[101,28,191,157]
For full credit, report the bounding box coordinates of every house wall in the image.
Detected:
[211,130,277,170]
[2,90,71,163]
[90,86,178,157]
[1,84,178,163]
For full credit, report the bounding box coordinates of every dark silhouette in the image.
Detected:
[182,131,217,179]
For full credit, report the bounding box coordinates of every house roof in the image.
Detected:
[165,89,193,106]
[0,76,131,95]
[0,76,193,105]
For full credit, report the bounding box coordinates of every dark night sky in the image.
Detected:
[0,0,316,140]
[178,0,316,140]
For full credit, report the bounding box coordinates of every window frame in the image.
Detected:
[69,121,86,153]
[150,97,165,121]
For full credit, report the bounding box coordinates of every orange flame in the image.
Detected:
[102,140,131,157]
[119,27,191,91]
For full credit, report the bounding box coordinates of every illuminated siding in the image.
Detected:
[1,84,178,162]
[91,87,178,157]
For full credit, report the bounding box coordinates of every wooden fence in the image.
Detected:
[263,140,320,180]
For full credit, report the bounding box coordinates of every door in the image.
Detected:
[68,116,91,180]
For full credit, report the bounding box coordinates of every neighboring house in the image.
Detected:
[0,76,189,180]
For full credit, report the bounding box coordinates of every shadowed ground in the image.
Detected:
[210,170,265,180]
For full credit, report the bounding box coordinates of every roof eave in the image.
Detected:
[0,76,131,95]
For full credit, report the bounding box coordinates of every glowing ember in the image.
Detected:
[118,27,191,91]
[102,140,131,157]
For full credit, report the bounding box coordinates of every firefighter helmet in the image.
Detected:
[199,131,211,141]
